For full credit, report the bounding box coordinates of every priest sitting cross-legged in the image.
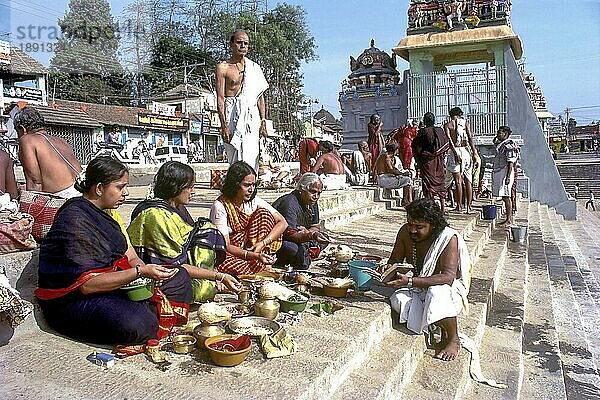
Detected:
[381,198,471,361]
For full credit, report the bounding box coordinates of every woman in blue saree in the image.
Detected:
[128,161,241,303]
[36,157,191,345]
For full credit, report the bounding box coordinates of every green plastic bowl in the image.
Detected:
[122,282,154,301]
[279,292,310,313]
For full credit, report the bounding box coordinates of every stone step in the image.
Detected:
[403,200,528,400]
[546,209,600,375]
[0,192,523,400]
[519,202,567,400]
[330,206,497,400]
[539,205,600,398]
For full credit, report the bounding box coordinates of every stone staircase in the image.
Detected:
[3,186,600,399]
[555,158,600,200]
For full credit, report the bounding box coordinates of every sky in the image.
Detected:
[2,0,600,123]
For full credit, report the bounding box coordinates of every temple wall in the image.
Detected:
[339,81,408,151]
[504,44,576,220]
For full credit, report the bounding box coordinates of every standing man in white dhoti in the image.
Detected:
[492,125,520,226]
[382,198,471,361]
[216,30,269,172]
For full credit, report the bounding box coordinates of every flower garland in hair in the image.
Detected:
[146,181,155,199]
[75,167,86,189]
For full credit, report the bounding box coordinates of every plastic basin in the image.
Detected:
[348,260,377,291]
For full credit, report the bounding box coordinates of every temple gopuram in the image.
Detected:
[407,0,512,33]
[338,40,407,150]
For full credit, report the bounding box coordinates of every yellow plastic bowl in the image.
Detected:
[205,334,252,367]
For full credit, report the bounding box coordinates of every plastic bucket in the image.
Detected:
[482,204,497,220]
[348,260,377,291]
[510,226,528,244]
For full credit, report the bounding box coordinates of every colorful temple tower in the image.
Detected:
[338,40,407,150]
[392,0,575,219]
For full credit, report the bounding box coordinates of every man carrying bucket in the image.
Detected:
[491,126,520,226]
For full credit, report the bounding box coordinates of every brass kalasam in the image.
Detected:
[172,334,196,354]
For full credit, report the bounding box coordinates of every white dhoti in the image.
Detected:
[223,58,268,172]
[389,227,471,333]
[446,146,473,183]
[320,173,348,190]
[52,184,80,199]
[492,167,514,197]
[377,174,411,189]
[390,280,467,334]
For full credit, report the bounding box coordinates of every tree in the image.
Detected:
[216,4,317,138]
[145,35,215,95]
[49,0,128,104]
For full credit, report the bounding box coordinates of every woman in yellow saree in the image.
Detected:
[128,161,241,302]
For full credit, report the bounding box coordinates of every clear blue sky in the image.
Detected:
[3,0,600,123]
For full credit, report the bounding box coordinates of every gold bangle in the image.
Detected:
[244,250,248,260]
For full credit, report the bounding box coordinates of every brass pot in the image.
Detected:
[254,299,280,320]
[193,324,226,349]
[238,289,252,304]
[172,334,196,354]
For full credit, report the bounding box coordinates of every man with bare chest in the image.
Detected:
[311,141,347,190]
[444,107,478,213]
[382,198,471,361]
[374,142,412,206]
[216,30,268,172]
[13,106,82,198]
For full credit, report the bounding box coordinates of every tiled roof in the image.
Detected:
[36,104,102,128]
[0,47,48,77]
[53,99,146,127]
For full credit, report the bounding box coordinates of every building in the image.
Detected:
[0,45,48,134]
[569,123,600,152]
[339,40,407,150]
[520,67,554,139]
[151,83,221,162]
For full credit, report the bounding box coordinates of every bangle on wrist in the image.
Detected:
[135,264,141,278]
[244,250,248,260]
[219,273,226,284]
[407,277,413,287]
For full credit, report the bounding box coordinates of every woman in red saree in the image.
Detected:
[367,114,385,164]
[36,157,191,345]
[209,161,288,276]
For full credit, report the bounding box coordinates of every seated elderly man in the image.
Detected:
[311,140,347,190]
[346,141,371,186]
[374,142,413,206]
[272,173,329,270]
[381,198,471,361]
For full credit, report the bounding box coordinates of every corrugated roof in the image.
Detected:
[0,47,48,77]
[53,99,146,127]
[36,104,102,128]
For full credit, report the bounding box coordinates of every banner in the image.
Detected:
[3,85,44,102]
[151,101,176,117]
[0,41,10,65]
[138,113,188,130]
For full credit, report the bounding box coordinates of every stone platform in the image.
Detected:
[1,183,599,399]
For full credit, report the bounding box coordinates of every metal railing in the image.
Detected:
[408,66,507,137]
